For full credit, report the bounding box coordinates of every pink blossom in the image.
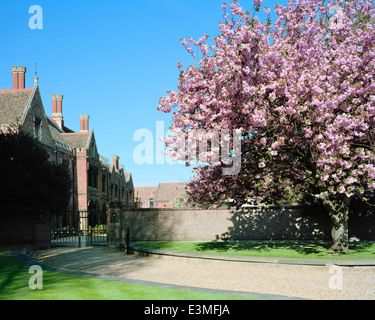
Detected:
[180,38,194,54]
[338,186,346,194]
[200,43,208,56]
[158,0,375,216]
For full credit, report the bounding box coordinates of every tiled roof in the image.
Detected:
[0,89,33,126]
[47,117,64,141]
[46,117,73,150]
[135,186,157,202]
[155,183,185,202]
[61,132,91,149]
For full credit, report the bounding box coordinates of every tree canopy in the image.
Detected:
[158,0,375,252]
[0,130,72,214]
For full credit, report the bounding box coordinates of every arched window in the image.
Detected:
[149,198,154,208]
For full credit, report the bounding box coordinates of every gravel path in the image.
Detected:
[33,246,375,300]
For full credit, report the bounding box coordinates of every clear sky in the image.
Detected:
[0,0,285,187]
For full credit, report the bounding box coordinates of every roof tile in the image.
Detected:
[0,89,33,126]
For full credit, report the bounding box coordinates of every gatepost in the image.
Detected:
[107,207,122,246]
[34,212,52,249]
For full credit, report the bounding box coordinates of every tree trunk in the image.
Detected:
[329,206,350,253]
[316,192,351,253]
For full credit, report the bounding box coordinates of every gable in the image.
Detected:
[0,89,33,129]
[87,131,99,160]
[19,87,55,149]
[125,173,134,190]
[135,186,157,203]
[155,183,185,202]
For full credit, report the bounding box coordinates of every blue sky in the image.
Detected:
[0,0,284,187]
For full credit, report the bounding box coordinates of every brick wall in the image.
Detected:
[108,205,375,243]
[156,201,173,209]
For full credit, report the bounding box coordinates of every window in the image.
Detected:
[129,190,133,202]
[149,198,154,208]
[114,185,118,200]
[102,175,106,193]
[34,117,42,141]
[88,166,98,189]
[110,185,114,200]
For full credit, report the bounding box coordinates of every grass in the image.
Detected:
[133,240,375,260]
[0,250,254,300]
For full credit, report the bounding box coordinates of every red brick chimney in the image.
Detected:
[80,115,90,132]
[51,95,64,129]
[11,67,18,89]
[11,66,26,90]
[112,155,119,170]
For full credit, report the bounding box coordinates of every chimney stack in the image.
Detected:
[112,155,119,170]
[11,66,27,90]
[80,115,90,132]
[51,95,64,129]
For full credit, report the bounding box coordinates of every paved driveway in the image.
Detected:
[32,246,375,300]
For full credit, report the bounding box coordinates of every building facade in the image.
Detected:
[0,66,135,213]
[135,183,185,208]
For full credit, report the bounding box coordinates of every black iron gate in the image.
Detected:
[51,210,107,247]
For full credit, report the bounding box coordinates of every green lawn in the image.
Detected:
[133,240,375,260]
[0,250,254,300]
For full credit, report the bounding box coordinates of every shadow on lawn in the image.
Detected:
[194,240,330,256]
[0,246,154,299]
[0,250,117,300]
[194,240,375,256]
[0,252,26,297]
[194,205,375,256]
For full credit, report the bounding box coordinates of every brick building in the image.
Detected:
[0,66,135,213]
[135,186,158,208]
[135,182,185,208]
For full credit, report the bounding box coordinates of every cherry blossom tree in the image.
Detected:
[158,0,375,252]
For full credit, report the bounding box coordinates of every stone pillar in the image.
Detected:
[107,207,123,246]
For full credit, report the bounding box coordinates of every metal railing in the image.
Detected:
[51,210,107,247]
